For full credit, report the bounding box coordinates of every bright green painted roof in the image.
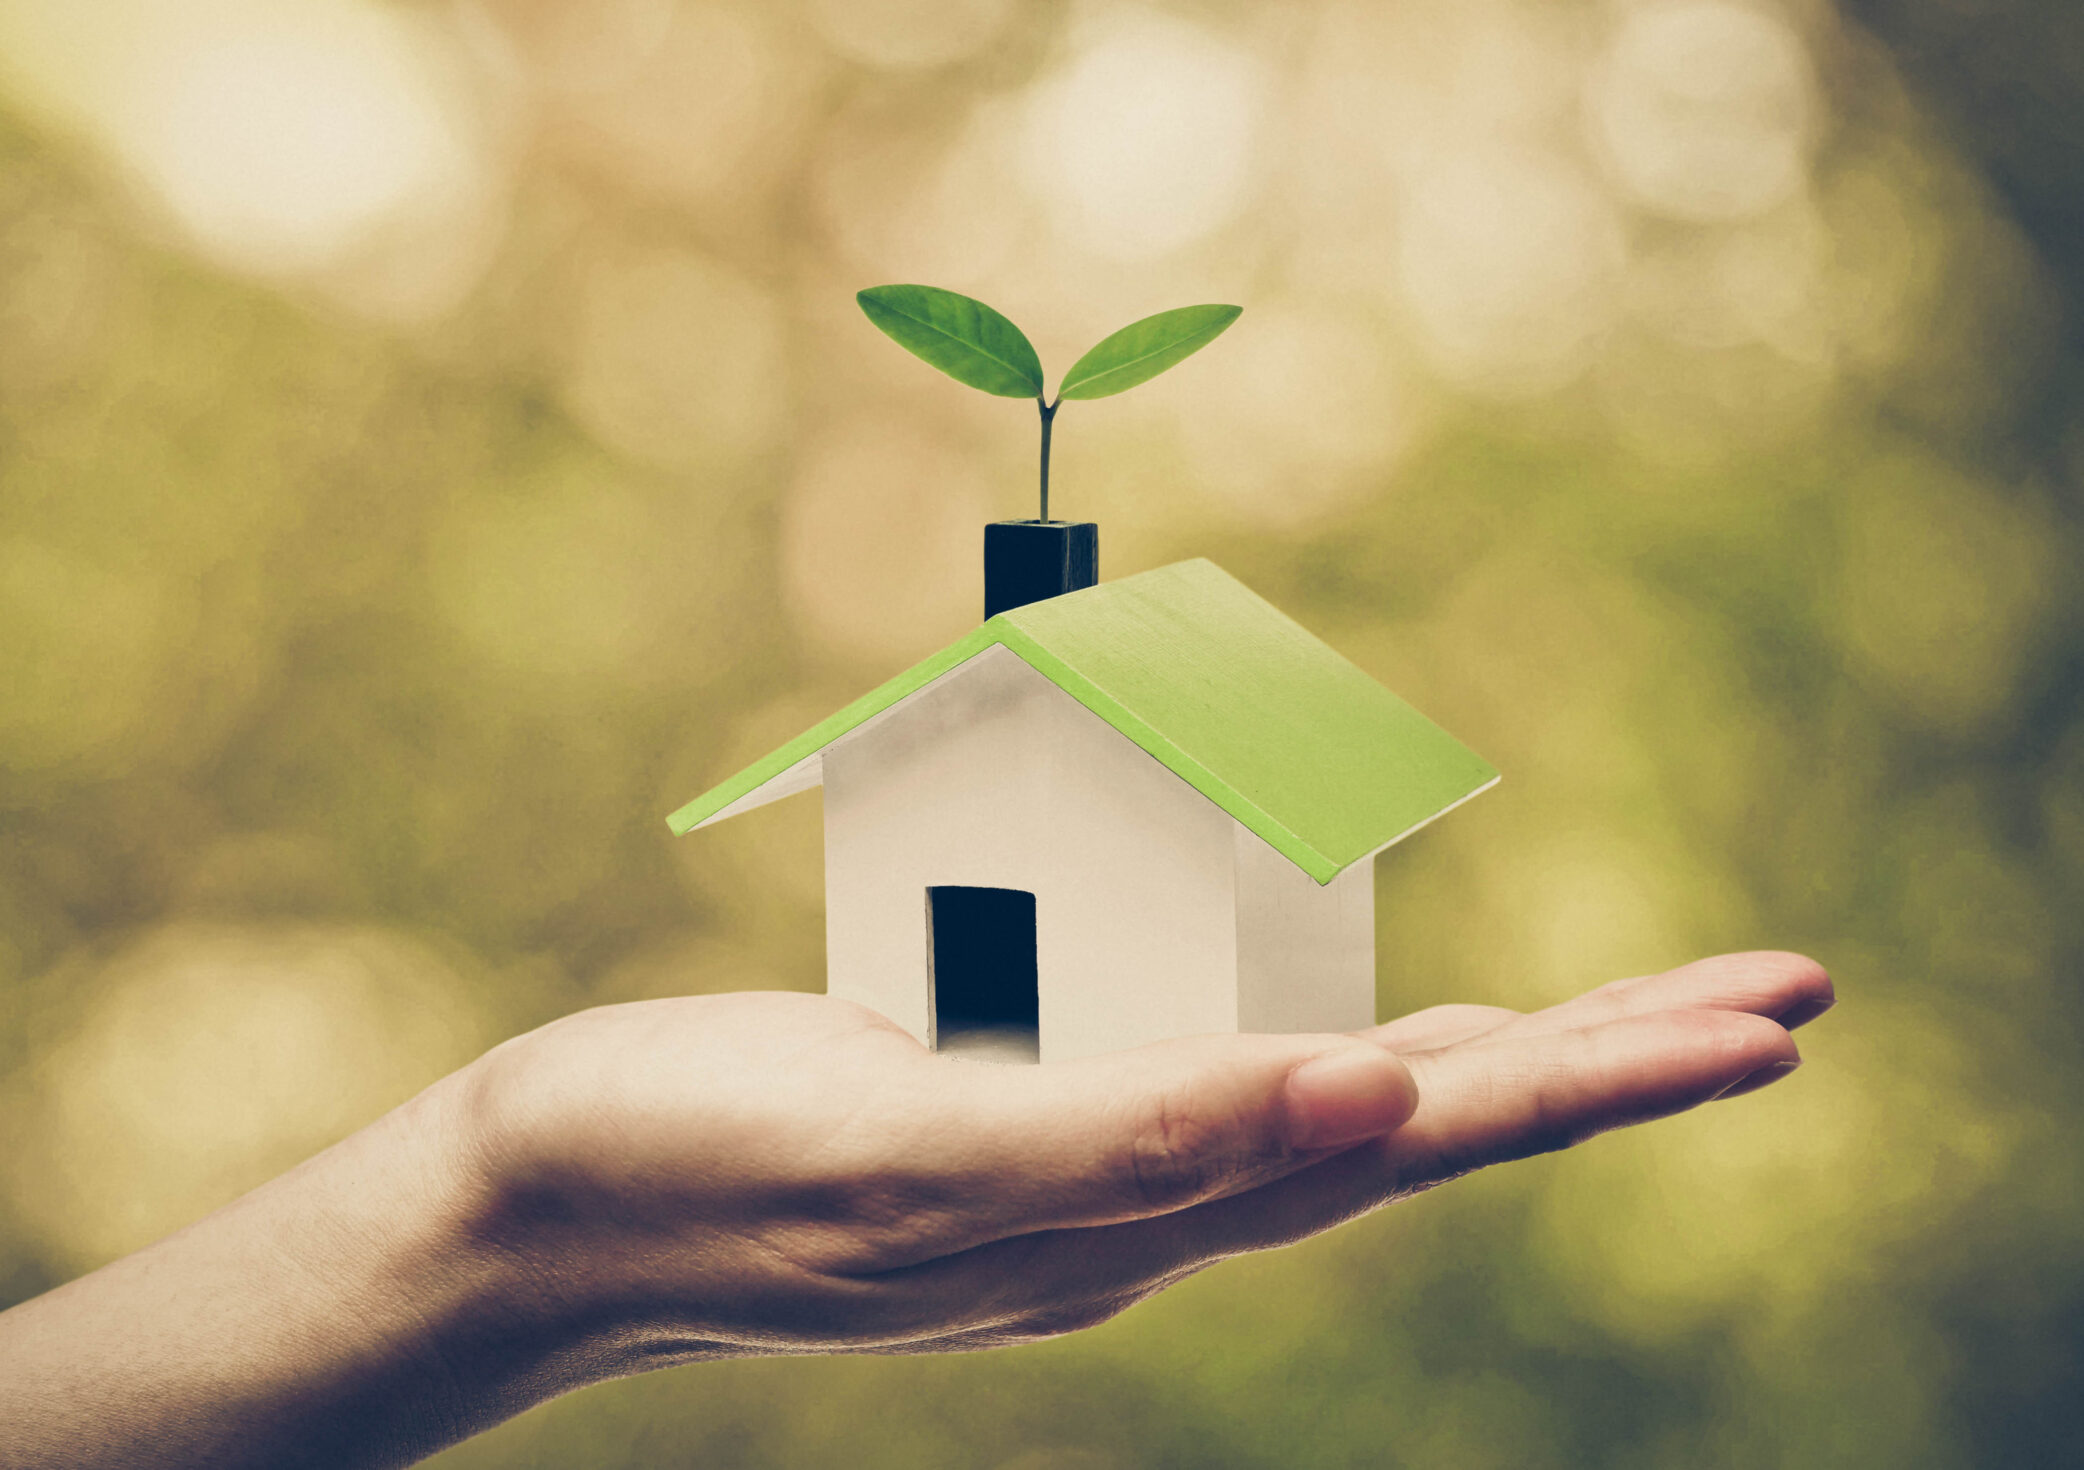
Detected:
[667,559,1497,883]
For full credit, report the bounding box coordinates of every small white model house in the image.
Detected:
[669,559,1496,1064]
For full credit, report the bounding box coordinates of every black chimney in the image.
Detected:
[984,520,1098,619]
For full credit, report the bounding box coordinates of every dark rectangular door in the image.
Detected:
[927,886,1039,1062]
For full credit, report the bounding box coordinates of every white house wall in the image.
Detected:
[1233,825,1376,1034]
[821,644,1239,1063]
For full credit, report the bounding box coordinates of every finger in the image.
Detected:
[1456,951,1833,1047]
[886,1007,1799,1332]
[1197,1007,1798,1249]
[1713,1058,1800,1100]
[1366,1004,1520,1052]
[848,955,1819,1277]
[1391,1006,1798,1180]
[884,1030,1421,1252]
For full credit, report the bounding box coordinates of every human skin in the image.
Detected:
[0,950,1832,1470]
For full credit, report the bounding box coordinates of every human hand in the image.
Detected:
[455,950,1832,1367]
[0,950,1831,1470]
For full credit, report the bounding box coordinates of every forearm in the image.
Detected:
[0,1080,565,1470]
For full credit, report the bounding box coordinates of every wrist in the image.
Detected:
[339,1064,613,1435]
[430,1021,757,1381]
[418,1034,682,1391]
[246,1073,565,1461]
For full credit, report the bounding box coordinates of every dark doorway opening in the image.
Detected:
[927,886,1039,1064]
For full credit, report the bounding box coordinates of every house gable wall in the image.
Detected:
[822,644,1238,1063]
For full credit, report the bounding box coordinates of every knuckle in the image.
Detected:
[1469,1058,1590,1170]
[771,1177,944,1276]
[1127,1093,1211,1209]
[1409,1058,1588,1185]
[781,1270,938,1346]
[1124,1088,1248,1211]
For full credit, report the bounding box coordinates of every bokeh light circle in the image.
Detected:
[1397,146,1627,396]
[807,0,1017,71]
[1587,0,1816,223]
[1020,12,1267,260]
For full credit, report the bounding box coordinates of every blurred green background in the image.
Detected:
[1,0,2079,1464]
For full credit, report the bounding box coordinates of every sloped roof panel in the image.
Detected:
[666,560,1496,883]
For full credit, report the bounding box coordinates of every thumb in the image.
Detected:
[936,1032,1418,1242]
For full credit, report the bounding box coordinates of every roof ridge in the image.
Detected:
[988,618,1340,882]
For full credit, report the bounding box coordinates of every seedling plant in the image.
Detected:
[857,285,1241,523]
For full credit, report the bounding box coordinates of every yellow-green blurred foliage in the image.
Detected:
[2,0,2079,1464]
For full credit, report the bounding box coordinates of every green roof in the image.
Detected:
[667,559,1497,884]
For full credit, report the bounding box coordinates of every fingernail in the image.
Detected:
[1714,1058,1800,1101]
[1285,1046,1417,1151]
[1776,997,1836,1030]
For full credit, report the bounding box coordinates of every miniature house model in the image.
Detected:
[669,556,1496,1064]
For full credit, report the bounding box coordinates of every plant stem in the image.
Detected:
[1037,396,1059,522]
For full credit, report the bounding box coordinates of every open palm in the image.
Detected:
[457,950,1832,1363]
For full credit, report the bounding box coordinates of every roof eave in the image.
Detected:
[663,626,999,835]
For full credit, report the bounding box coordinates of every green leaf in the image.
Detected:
[856,285,1045,399]
[1057,304,1242,401]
